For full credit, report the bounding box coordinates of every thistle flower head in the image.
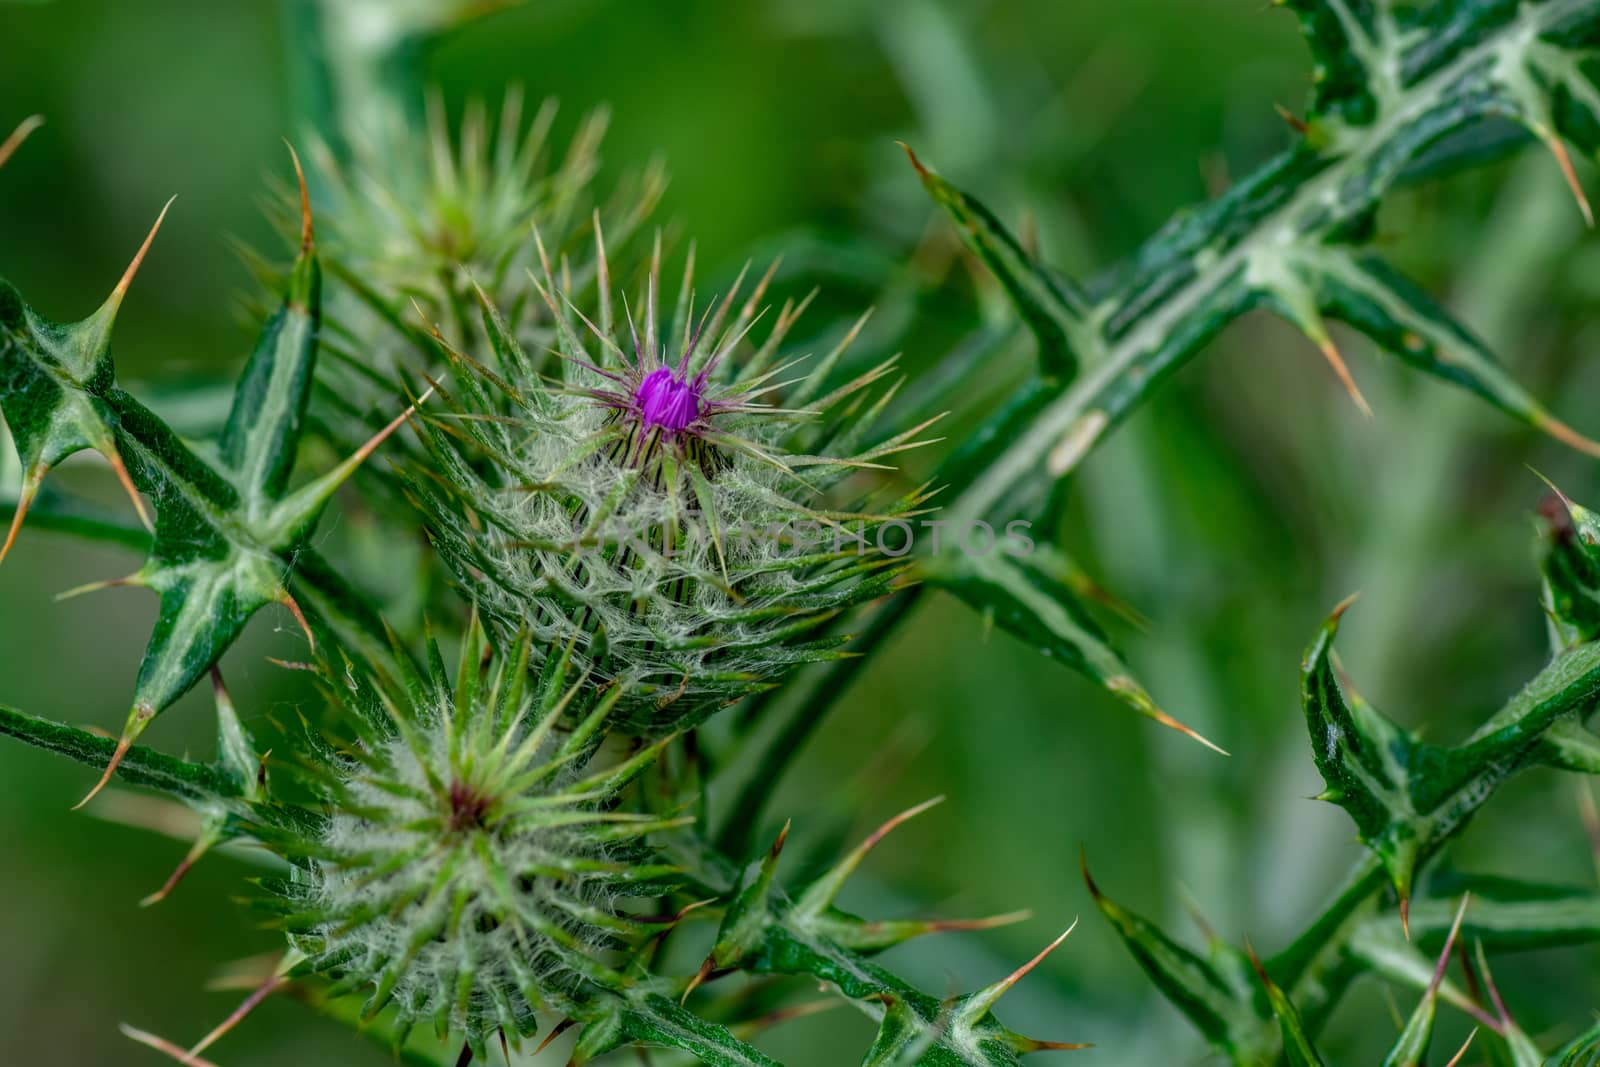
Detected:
[412,232,938,732]
[263,91,664,466]
[279,625,675,1051]
[632,366,702,434]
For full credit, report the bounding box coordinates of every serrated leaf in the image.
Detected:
[1082,857,1274,1064]
[0,169,421,806]
[1259,248,1600,455]
[903,145,1087,382]
[1279,0,1386,127]
[1303,598,1600,916]
[924,546,1226,754]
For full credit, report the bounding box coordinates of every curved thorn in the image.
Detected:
[55,571,139,602]
[187,970,286,1057]
[1400,895,1411,942]
[860,795,944,855]
[1537,129,1594,228]
[119,1024,219,1067]
[680,955,715,1005]
[105,445,154,533]
[1534,412,1600,458]
[1443,1027,1478,1067]
[1315,336,1372,418]
[110,196,176,308]
[0,114,44,169]
[141,831,216,907]
[279,589,315,653]
[283,139,313,252]
[896,139,929,177]
[975,918,1079,1013]
[1146,704,1230,756]
[0,467,43,570]
[534,1018,575,1056]
[74,702,154,810]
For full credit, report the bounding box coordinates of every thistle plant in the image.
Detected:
[3,0,1600,1064]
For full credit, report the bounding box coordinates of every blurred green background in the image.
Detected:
[3,0,1598,1063]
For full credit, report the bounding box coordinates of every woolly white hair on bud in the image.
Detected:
[280,624,675,1051]
[412,229,939,732]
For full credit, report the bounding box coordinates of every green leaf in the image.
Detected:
[1539,490,1600,647]
[1247,948,1326,1067]
[1303,596,1600,918]
[1262,249,1600,456]
[1082,856,1275,1065]
[0,703,239,805]
[903,144,1088,381]
[1278,0,1385,127]
[0,169,420,806]
[924,545,1226,753]
[1553,1019,1600,1066]
[685,825,1077,1066]
[571,993,782,1067]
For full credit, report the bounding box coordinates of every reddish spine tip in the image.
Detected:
[284,139,313,251]
[75,704,154,811]
[896,140,930,177]
[0,114,44,170]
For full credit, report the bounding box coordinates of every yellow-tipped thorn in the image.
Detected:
[104,445,154,533]
[1273,102,1309,135]
[1149,705,1231,756]
[0,115,44,170]
[279,589,315,653]
[1330,590,1362,621]
[1443,1027,1478,1067]
[0,467,42,570]
[283,139,313,252]
[74,703,153,811]
[680,956,715,1005]
[926,909,1035,934]
[1315,336,1373,418]
[896,139,929,177]
[55,572,138,602]
[970,918,1080,1016]
[533,1018,575,1056]
[186,970,286,1058]
[1539,128,1595,228]
[120,1024,219,1067]
[140,831,216,908]
[111,196,176,308]
[1399,895,1411,941]
[1535,412,1600,458]
[352,385,435,469]
[858,795,944,859]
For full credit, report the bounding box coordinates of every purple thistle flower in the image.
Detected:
[634,366,703,433]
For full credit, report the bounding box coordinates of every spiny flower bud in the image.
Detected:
[412,231,939,732]
[277,625,678,1052]
[268,91,663,463]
